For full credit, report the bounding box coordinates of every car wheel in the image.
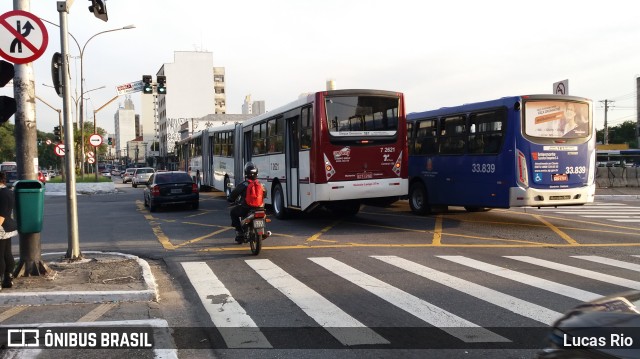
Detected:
[144,195,148,207]
[149,200,157,212]
[132,182,137,188]
[192,201,199,210]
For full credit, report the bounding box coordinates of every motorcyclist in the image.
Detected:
[228,162,267,244]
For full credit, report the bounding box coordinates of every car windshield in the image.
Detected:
[137,169,154,174]
[155,173,192,184]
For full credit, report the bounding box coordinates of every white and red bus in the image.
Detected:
[178,89,408,218]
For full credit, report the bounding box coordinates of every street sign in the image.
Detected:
[89,134,102,147]
[86,150,95,158]
[553,79,569,95]
[116,80,144,96]
[54,143,65,157]
[87,157,95,164]
[45,139,51,145]
[0,10,49,64]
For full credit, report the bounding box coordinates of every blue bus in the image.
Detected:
[407,95,596,214]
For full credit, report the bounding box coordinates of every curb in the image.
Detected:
[594,194,640,201]
[0,251,158,306]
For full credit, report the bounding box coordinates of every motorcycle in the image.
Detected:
[239,208,271,255]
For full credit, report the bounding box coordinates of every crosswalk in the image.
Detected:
[180,254,640,349]
[533,202,640,223]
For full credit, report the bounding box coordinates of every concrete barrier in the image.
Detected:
[596,167,640,188]
[44,182,117,195]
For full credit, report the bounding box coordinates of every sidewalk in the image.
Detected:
[595,186,640,201]
[0,251,157,305]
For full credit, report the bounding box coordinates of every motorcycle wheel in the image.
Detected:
[250,232,262,255]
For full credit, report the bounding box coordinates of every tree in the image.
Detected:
[597,120,638,148]
[0,123,16,162]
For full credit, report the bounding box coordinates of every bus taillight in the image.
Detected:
[517,150,529,187]
[323,154,336,180]
[393,151,403,176]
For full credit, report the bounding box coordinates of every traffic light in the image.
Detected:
[0,60,16,124]
[156,75,166,95]
[108,137,112,145]
[53,126,61,141]
[88,0,108,22]
[51,52,63,98]
[142,75,153,94]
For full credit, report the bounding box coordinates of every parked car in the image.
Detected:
[101,170,111,177]
[143,171,199,212]
[122,168,136,183]
[132,167,155,188]
[537,290,640,359]
[3,171,18,189]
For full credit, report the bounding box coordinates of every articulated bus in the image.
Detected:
[177,89,408,218]
[406,94,596,214]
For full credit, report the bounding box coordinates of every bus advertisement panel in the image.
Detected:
[407,95,595,214]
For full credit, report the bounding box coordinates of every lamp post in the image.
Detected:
[78,25,136,179]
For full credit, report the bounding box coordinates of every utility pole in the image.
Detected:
[636,77,640,147]
[13,0,51,276]
[600,99,614,145]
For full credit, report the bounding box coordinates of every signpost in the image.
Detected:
[89,133,103,147]
[0,10,49,64]
[115,80,144,96]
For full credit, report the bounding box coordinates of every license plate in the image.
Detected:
[253,219,264,228]
[171,189,183,194]
[552,174,568,182]
[357,172,373,179]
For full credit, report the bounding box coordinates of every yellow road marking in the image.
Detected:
[0,306,27,322]
[432,215,442,245]
[534,214,579,245]
[77,303,116,322]
[306,220,341,242]
[174,227,233,248]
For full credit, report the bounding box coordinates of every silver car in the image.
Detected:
[122,168,136,183]
[132,167,155,188]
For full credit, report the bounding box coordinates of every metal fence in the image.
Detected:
[595,167,640,188]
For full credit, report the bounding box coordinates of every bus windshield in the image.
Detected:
[326,95,399,138]
[524,100,590,139]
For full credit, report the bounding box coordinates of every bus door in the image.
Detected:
[286,114,301,208]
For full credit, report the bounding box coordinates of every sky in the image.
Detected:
[1,0,639,136]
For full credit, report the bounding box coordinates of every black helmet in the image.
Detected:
[244,162,258,180]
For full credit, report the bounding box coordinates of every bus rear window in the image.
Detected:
[524,100,590,139]
[327,96,399,139]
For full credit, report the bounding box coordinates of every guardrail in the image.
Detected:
[596,167,640,188]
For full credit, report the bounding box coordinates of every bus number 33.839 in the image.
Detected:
[471,163,496,173]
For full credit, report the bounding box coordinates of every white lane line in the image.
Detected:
[309,257,509,343]
[438,256,601,302]
[374,256,562,325]
[573,256,640,272]
[180,262,271,349]
[246,259,388,346]
[611,219,640,223]
[505,256,640,290]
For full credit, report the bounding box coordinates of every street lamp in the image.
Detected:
[79,25,136,179]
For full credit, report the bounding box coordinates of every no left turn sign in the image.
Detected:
[0,10,48,64]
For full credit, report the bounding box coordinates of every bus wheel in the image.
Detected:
[409,182,430,215]
[272,183,288,220]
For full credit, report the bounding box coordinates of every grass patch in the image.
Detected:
[48,176,114,183]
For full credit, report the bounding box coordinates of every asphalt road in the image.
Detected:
[26,179,640,358]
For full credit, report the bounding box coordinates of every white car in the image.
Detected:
[132,167,155,188]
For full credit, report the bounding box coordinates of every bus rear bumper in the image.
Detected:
[509,184,596,207]
[318,178,409,202]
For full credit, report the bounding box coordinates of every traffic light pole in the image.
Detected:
[58,1,81,260]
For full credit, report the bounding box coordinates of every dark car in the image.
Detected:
[3,171,18,189]
[143,171,199,212]
[537,290,640,359]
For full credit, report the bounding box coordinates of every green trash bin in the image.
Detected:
[13,180,45,233]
